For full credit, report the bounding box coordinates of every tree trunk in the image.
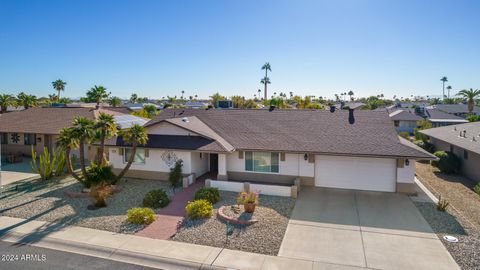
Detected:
[264,83,267,100]
[78,140,88,177]
[97,131,106,165]
[58,90,61,100]
[115,144,137,184]
[65,148,84,183]
[468,99,474,114]
[442,82,445,99]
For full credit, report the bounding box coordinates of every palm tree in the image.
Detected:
[94,113,117,165]
[0,94,16,113]
[87,85,110,108]
[57,127,83,183]
[181,90,185,99]
[129,93,138,104]
[456,88,480,114]
[348,91,354,101]
[261,62,272,100]
[260,77,271,100]
[71,117,95,177]
[440,76,448,99]
[115,124,148,182]
[257,89,262,99]
[17,92,37,109]
[52,79,67,100]
[108,96,122,107]
[446,85,452,99]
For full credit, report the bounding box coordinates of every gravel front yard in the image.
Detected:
[0,176,171,233]
[172,191,295,255]
[415,162,480,270]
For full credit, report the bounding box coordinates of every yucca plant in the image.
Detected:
[436,195,450,212]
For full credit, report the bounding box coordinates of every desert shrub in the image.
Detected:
[436,196,449,212]
[143,189,171,208]
[31,147,67,180]
[194,187,220,204]
[185,199,213,219]
[169,159,183,190]
[90,183,113,208]
[431,151,461,174]
[399,132,410,140]
[236,191,259,205]
[474,183,480,196]
[127,207,156,225]
[413,140,436,153]
[85,163,116,188]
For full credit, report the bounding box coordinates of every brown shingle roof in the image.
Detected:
[0,107,132,135]
[146,109,434,159]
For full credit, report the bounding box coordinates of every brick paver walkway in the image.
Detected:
[135,178,206,240]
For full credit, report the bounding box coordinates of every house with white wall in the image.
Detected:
[106,108,435,194]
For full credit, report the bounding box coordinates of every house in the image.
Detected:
[0,106,147,160]
[430,104,480,118]
[424,108,469,127]
[388,109,424,134]
[185,101,209,109]
[105,109,435,193]
[420,122,480,183]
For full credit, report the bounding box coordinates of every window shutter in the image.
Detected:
[145,149,149,157]
[308,154,315,163]
[239,151,244,159]
[280,152,285,161]
[119,148,124,155]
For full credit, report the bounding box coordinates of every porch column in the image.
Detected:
[217,153,228,180]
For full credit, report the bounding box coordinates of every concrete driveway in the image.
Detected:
[278,187,459,270]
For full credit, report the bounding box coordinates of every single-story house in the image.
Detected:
[0,106,147,160]
[430,104,480,118]
[388,109,424,134]
[420,122,480,183]
[105,108,435,193]
[424,108,469,127]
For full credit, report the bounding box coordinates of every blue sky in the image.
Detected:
[0,0,479,100]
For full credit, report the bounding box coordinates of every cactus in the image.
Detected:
[31,147,67,180]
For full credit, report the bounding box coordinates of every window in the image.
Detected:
[394,120,399,127]
[24,133,36,145]
[0,133,7,144]
[464,150,468,160]
[123,148,146,164]
[245,152,279,173]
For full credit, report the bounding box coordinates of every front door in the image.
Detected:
[209,153,218,173]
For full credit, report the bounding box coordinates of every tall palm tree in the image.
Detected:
[348,91,354,101]
[181,90,185,99]
[257,89,262,99]
[17,92,37,109]
[94,113,118,165]
[261,62,272,100]
[260,77,271,100]
[71,117,95,177]
[52,79,67,100]
[87,85,110,108]
[456,88,480,114]
[115,124,148,182]
[446,85,452,99]
[440,76,448,99]
[108,96,122,107]
[0,94,16,113]
[57,127,83,183]
[129,93,138,104]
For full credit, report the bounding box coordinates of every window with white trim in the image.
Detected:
[124,148,146,164]
[245,152,279,173]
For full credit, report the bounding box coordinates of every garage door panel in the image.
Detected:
[315,155,396,192]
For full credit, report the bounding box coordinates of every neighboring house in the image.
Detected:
[0,107,146,160]
[424,109,469,127]
[105,109,434,193]
[185,101,209,109]
[420,122,480,183]
[430,104,480,118]
[388,109,423,134]
[124,103,163,111]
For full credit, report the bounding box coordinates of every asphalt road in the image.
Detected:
[0,240,160,270]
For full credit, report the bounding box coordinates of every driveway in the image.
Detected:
[278,187,459,270]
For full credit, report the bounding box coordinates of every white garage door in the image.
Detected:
[315,155,396,192]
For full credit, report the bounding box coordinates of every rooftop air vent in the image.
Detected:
[330,106,336,113]
[181,117,189,123]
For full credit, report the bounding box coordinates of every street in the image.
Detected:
[0,240,160,270]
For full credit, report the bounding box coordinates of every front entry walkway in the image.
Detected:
[136,179,205,240]
[278,187,459,270]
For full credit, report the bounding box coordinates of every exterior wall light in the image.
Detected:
[304,153,308,161]
[405,159,410,166]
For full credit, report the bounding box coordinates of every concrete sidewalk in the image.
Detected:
[0,216,363,270]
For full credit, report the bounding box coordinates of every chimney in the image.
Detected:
[330,106,336,113]
[348,108,355,124]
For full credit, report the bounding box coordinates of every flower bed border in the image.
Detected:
[216,206,258,225]
[64,186,122,198]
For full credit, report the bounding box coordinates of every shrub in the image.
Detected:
[474,183,480,196]
[127,207,156,225]
[436,196,449,212]
[431,151,461,174]
[90,183,113,208]
[236,191,259,205]
[413,140,436,153]
[169,160,183,190]
[399,132,410,140]
[185,199,213,219]
[194,187,220,204]
[143,189,171,208]
[85,163,116,188]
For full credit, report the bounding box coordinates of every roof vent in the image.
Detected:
[473,137,477,142]
[330,106,336,113]
[454,126,457,131]
[181,117,189,123]
[348,108,355,124]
